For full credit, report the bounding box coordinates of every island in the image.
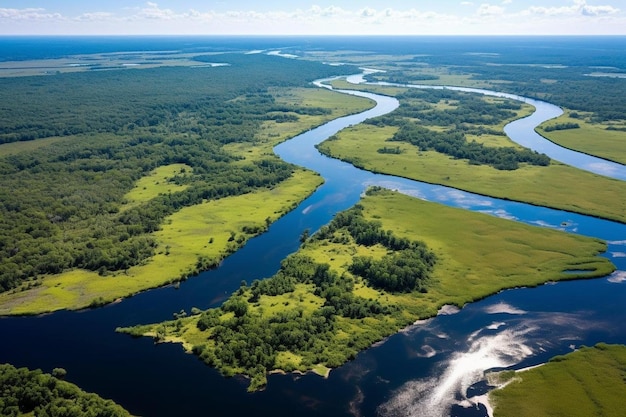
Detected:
[119,187,613,391]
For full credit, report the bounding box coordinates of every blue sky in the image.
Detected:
[0,1,624,35]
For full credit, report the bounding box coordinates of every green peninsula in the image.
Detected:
[488,344,626,417]
[119,188,614,391]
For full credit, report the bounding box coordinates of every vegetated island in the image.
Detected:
[0,54,374,315]
[118,188,614,391]
[0,363,133,417]
[486,343,626,417]
[317,79,626,224]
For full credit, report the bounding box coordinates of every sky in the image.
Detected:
[0,0,625,36]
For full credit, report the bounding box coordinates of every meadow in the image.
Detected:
[489,343,626,417]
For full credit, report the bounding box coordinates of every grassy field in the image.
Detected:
[226,87,375,160]
[0,169,323,315]
[317,85,626,224]
[538,110,626,165]
[489,343,626,417]
[120,189,614,390]
[350,189,613,309]
[0,136,69,156]
[0,51,229,78]
[120,163,192,212]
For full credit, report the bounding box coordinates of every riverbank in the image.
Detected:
[118,188,614,391]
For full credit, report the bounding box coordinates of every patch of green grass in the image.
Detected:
[0,136,68,156]
[318,117,626,224]
[224,87,374,161]
[539,110,626,164]
[121,163,192,212]
[489,344,626,417]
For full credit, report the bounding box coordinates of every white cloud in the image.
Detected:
[0,1,624,35]
[75,12,115,22]
[0,7,63,21]
[526,0,619,17]
[139,2,178,20]
[359,7,377,18]
[477,3,506,17]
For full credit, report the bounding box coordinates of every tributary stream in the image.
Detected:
[1,76,625,417]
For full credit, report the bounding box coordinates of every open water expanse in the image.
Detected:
[1,37,625,417]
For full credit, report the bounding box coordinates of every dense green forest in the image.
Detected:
[0,364,131,417]
[367,53,626,122]
[363,88,549,170]
[0,54,355,293]
[121,202,437,391]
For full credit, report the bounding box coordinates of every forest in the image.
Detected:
[0,364,131,417]
[366,47,626,122]
[0,54,355,293]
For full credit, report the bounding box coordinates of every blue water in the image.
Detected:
[1,37,625,417]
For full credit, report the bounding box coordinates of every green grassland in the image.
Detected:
[0,50,229,78]
[539,110,626,165]
[121,163,193,212]
[119,188,613,391]
[317,83,626,224]
[225,87,375,159]
[489,343,626,417]
[0,169,323,315]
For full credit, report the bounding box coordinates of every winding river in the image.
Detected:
[1,77,625,417]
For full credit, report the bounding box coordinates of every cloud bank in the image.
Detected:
[0,1,624,35]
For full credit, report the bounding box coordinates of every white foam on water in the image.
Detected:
[379,328,534,417]
[608,270,626,283]
[437,305,460,315]
[378,327,534,417]
[436,189,493,209]
[478,209,517,220]
[484,302,527,315]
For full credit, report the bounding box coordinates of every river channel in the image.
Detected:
[1,77,625,417]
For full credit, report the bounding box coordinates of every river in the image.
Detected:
[1,77,625,417]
